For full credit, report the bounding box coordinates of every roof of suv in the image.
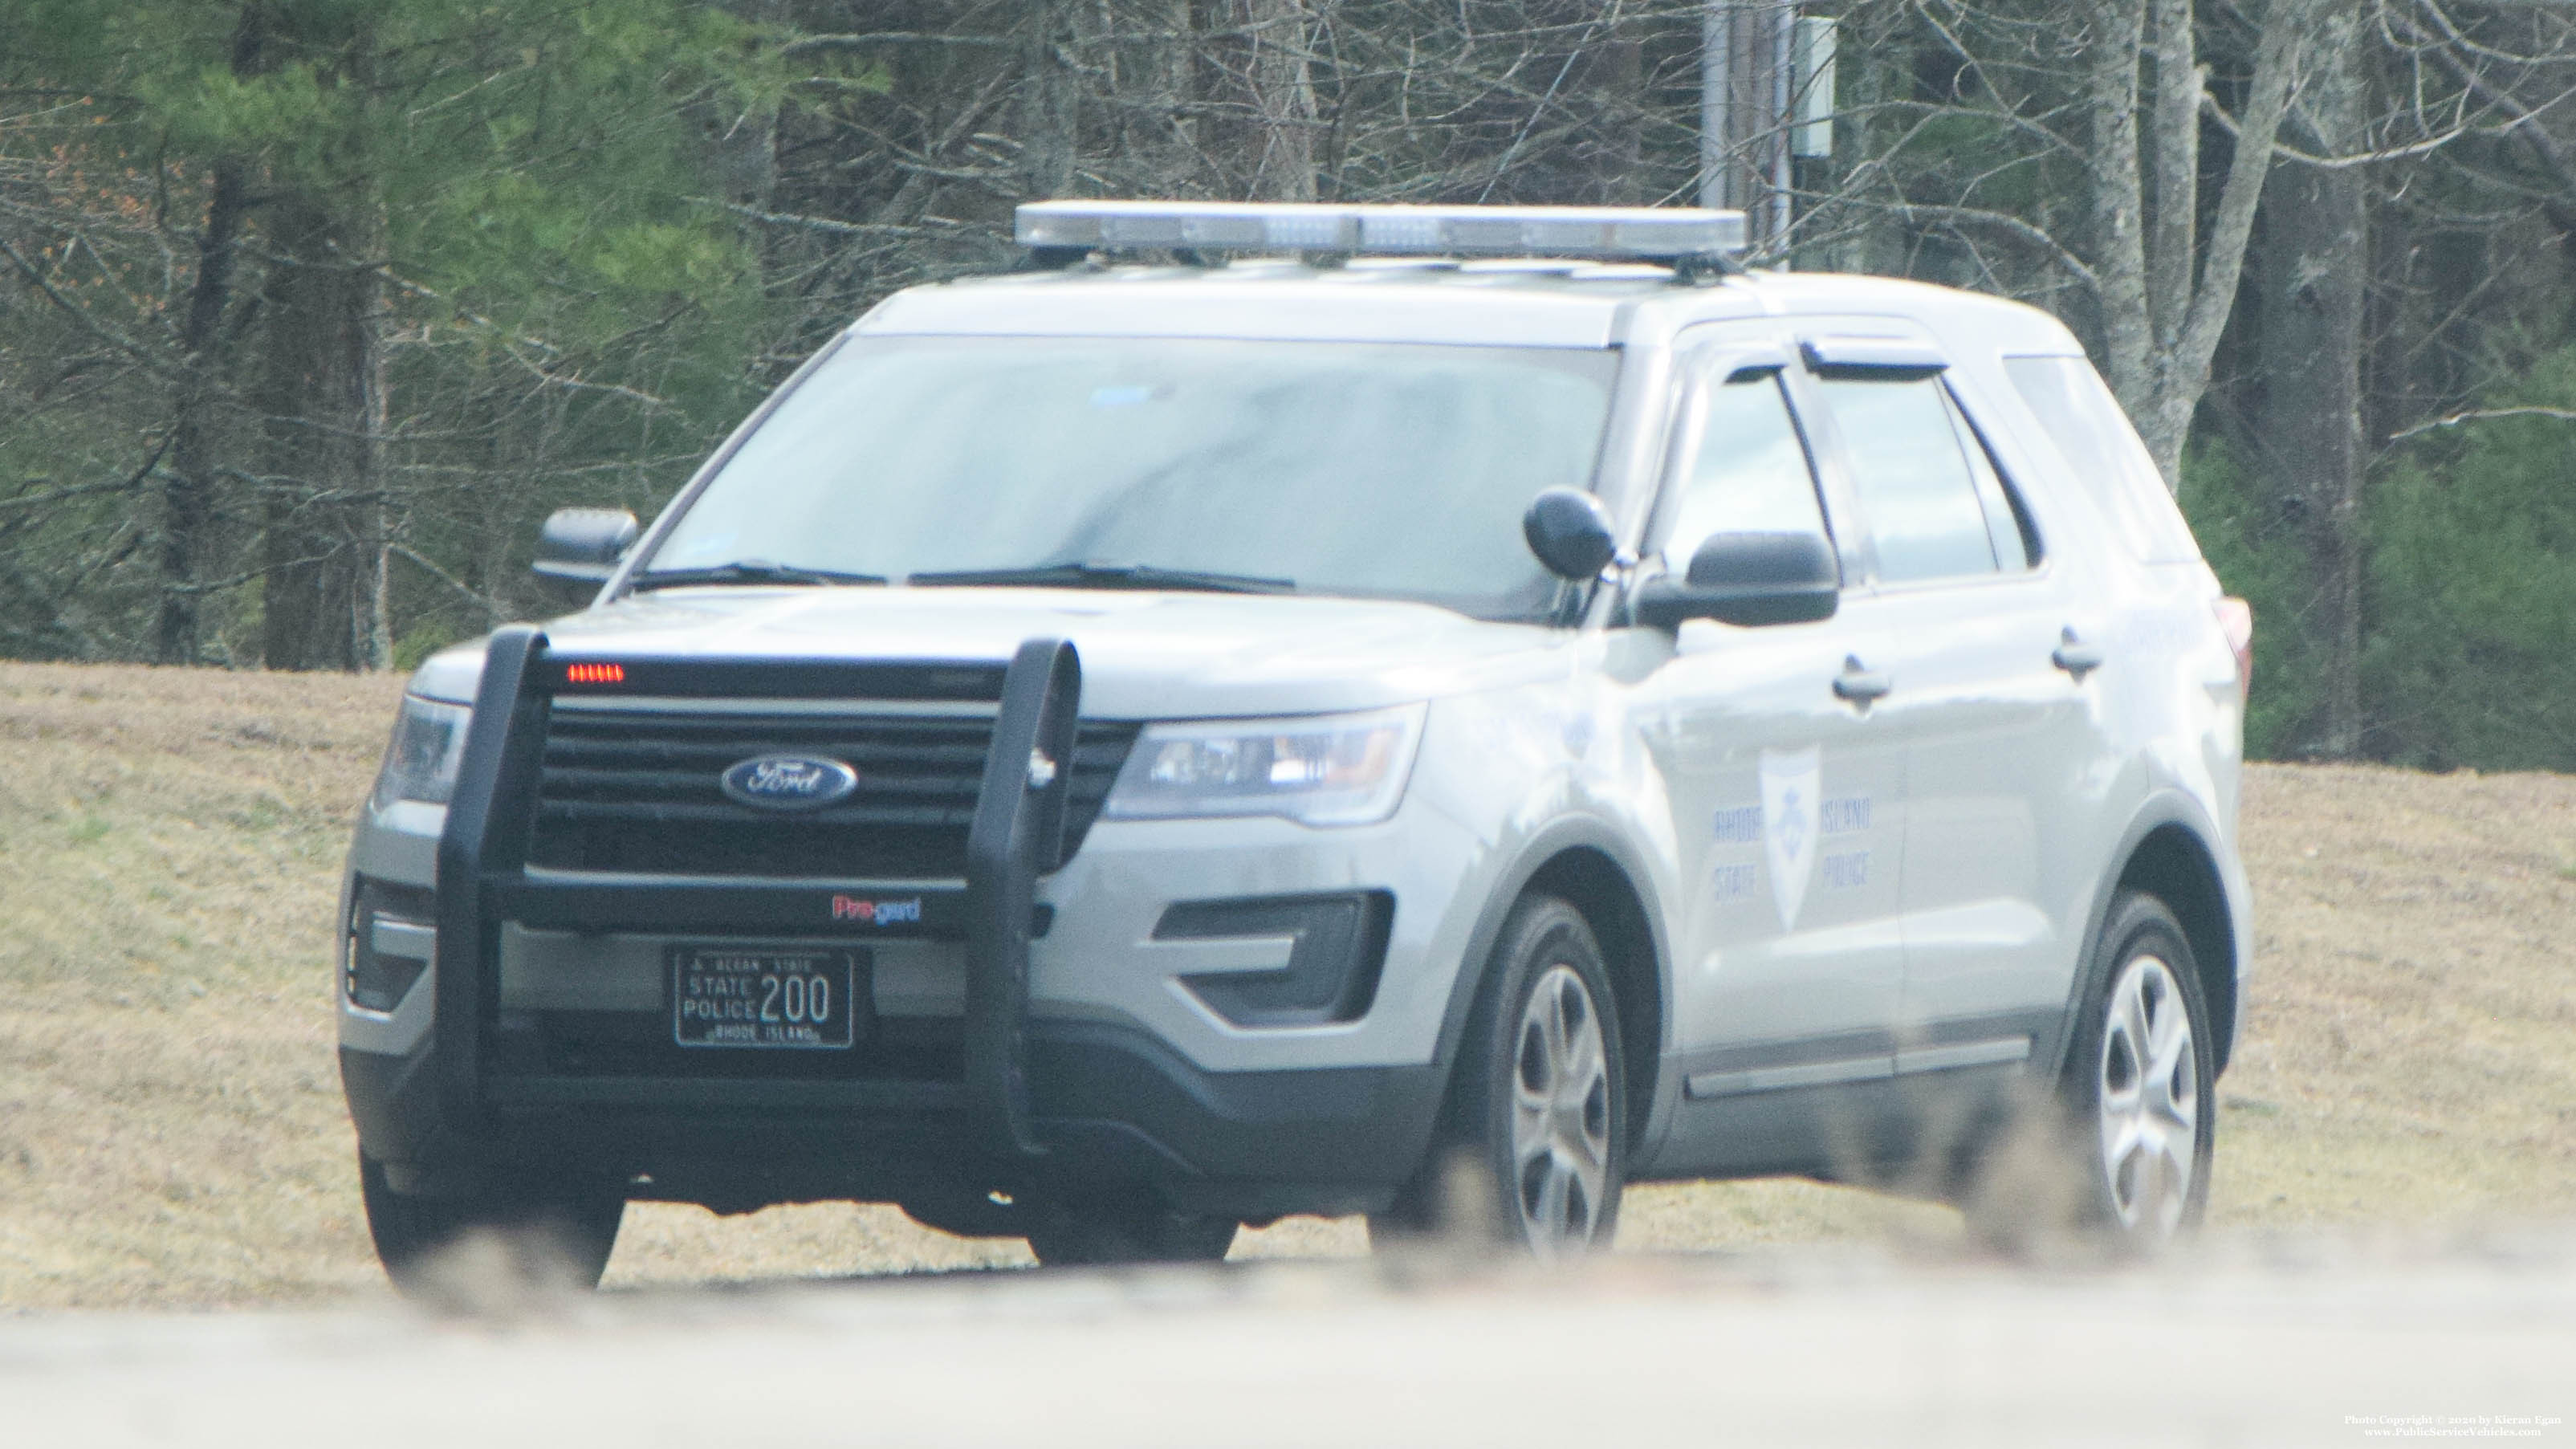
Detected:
[856,260,2085,357]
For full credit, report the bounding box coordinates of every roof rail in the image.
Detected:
[1015,200,1747,270]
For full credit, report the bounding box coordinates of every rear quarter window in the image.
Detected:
[2000,355,2202,564]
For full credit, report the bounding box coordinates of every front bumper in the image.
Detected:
[341,1021,1442,1219]
[339,627,1451,1220]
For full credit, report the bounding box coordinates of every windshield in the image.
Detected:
[642,336,1621,619]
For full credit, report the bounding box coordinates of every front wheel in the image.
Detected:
[1379,895,1627,1258]
[359,1154,625,1296]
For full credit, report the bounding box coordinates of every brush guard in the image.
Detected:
[433,625,1082,1164]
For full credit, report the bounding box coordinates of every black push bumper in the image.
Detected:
[344,625,1443,1222]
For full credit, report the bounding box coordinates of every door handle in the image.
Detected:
[1832,656,1892,704]
[2052,628,2106,680]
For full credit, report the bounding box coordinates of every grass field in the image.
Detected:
[0,660,2568,1309]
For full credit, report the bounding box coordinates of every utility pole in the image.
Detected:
[1698,2,1733,210]
[1701,4,1834,255]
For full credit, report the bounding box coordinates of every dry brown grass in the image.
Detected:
[0,660,2566,1308]
[2210,763,2576,1225]
[0,662,404,1308]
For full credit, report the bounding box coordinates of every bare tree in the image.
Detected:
[1797,0,2324,484]
[2252,4,2371,755]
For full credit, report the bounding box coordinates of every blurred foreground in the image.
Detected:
[2,1227,2569,1447]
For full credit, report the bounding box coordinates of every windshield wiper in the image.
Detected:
[629,560,888,591]
[907,561,1296,594]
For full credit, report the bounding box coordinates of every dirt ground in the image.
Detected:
[0,660,2568,1308]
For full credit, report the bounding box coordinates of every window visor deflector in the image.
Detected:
[1797,336,1949,378]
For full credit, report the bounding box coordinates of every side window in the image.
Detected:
[1951,392,2040,571]
[2001,354,2200,564]
[1813,375,1998,584]
[1661,372,1832,569]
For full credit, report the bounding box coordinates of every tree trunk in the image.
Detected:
[714,0,780,213]
[1232,0,1319,201]
[2086,0,2153,433]
[2253,3,2370,756]
[157,156,248,665]
[1581,10,1645,206]
[1019,0,1079,200]
[157,5,275,665]
[2090,0,2323,486]
[1703,2,1792,246]
[239,0,386,673]
[252,189,385,672]
[1094,0,1202,196]
[2143,0,2199,356]
[1154,0,1204,193]
[1824,13,1899,276]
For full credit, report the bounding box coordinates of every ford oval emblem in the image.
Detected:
[719,754,860,812]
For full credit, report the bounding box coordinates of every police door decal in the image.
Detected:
[1760,746,1821,929]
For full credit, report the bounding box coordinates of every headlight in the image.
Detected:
[369,696,470,811]
[1102,703,1425,826]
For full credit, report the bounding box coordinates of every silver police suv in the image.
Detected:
[340,201,2255,1282]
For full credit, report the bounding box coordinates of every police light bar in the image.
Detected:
[1015,200,1748,263]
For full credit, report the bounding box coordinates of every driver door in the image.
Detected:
[1629,331,1908,1173]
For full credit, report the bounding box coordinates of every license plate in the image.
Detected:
[671,946,859,1049]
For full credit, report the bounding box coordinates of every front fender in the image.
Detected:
[1409,678,1683,1156]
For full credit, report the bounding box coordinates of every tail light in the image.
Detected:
[2213,596,2253,698]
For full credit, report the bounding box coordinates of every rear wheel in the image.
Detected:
[2059,892,2216,1242]
[359,1154,626,1296]
[1375,895,1626,1259]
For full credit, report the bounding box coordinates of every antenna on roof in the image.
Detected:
[1014,201,1748,277]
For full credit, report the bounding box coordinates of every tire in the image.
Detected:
[2057,891,2216,1243]
[359,1153,626,1296]
[1023,1199,1238,1267]
[1374,895,1627,1259]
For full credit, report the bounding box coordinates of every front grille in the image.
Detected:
[528,706,1140,879]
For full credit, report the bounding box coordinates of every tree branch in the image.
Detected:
[387,543,502,621]
[1874,201,2102,291]
[0,231,176,385]
[690,197,977,241]
[2387,405,2576,439]
[2200,88,2485,169]
[780,33,1015,57]
[2163,0,2326,466]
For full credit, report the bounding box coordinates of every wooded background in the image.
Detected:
[2,0,2571,770]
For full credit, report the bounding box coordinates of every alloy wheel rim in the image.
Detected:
[2096,953,2200,1236]
[1508,962,1613,1256]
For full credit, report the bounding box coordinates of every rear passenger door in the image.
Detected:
[1793,342,2116,1064]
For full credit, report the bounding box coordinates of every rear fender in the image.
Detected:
[2051,796,2247,1081]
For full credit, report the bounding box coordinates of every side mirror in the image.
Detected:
[1634,531,1839,629]
[532,508,639,586]
[1522,488,1618,580]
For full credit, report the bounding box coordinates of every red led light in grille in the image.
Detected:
[564,662,625,685]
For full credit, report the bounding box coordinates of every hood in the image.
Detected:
[409,586,1569,718]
